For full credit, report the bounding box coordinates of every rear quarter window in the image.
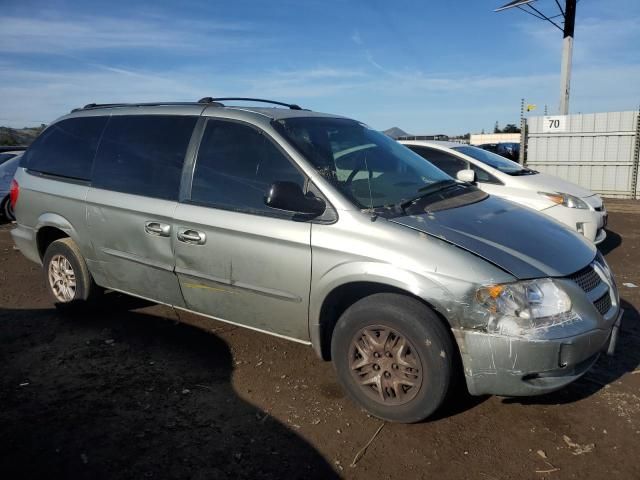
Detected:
[407,146,467,178]
[92,115,197,200]
[21,117,107,181]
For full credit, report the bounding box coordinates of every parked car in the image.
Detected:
[477,142,520,161]
[401,140,607,244]
[0,150,23,166]
[0,146,27,152]
[11,99,621,423]
[0,154,21,220]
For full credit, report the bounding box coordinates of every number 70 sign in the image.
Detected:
[542,115,567,133]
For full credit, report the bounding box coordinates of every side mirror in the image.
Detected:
[265,181,326,216]
[456,169,476,183]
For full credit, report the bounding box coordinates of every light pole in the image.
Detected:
[558,0,576,114]
[495,0,577,115]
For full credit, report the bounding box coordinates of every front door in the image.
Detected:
[173,118,312,340]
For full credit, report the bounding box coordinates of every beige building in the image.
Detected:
[469,133,520,145]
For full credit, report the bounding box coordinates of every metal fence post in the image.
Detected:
[632,108,640,200]
[519,98,527,165]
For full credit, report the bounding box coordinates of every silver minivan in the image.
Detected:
[11,98,622,423]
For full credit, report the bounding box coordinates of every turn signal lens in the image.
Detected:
[540,192,564,205]
[538,191,589,209]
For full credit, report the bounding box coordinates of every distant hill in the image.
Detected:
[0,126,45,147]
[383,127,410,139]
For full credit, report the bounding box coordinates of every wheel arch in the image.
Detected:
[35,213,78,260]
[312,279,455,362]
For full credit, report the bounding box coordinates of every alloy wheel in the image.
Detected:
[48,254,76,302]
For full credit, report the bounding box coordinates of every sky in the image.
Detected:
[0,0,638,134]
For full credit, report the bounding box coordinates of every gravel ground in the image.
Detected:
[1,203,639,480]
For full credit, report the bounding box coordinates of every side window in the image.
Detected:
[21,117,107,180]
[191,120,305,215]
[470,164,501,184]
[92,115,197,200]
[408,146,467,178]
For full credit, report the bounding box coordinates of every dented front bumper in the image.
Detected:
[454,308,622,396]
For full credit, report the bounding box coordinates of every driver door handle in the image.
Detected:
[177,229,206,245]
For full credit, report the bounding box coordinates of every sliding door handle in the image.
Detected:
[145,221,171,237]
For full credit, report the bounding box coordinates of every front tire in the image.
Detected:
[331,293,455,423]
[43,238,101,310]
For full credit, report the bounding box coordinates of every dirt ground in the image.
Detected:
[1,202,639,480]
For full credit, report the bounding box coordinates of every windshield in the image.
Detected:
[453,145,532,175]
[274,117,453,209]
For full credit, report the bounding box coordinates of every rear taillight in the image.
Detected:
[9,179,19,208]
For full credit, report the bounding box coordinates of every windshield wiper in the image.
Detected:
[416,179,458,193]
[509,168,537,176]
[400,180,459,210]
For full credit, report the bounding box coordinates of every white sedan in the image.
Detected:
[400,140,607,244]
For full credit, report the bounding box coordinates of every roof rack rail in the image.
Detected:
[73,101,220,112]
[198,97,302,110]
[71,98,303,113]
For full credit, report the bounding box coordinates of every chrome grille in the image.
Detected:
[594,293,612,315]
[567,265,602,293]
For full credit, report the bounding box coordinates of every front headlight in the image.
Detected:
[539,191,589,209]
[475,278,580,337]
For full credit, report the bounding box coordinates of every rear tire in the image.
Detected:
[331,293,454,423]
[42,238,101,310]
[1,196,14,221]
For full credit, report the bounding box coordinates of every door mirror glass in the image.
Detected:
[265,181,326,216]
[456,169,476,183]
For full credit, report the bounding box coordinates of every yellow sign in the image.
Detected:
[526,104,537,111]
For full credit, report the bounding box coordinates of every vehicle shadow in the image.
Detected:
[429,356,490,421]
[430,390,490,422]
[502,298,640,407]
[0,298,339,480]
[598,229,622,255]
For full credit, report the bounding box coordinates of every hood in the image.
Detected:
[391,196,596,279]
[513,171,595,198]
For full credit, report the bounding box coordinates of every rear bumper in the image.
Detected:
[455,308,622,397]
[10,223,41,265]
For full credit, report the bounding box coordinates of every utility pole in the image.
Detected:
[559,0,576,114]
[495,0,578,115]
